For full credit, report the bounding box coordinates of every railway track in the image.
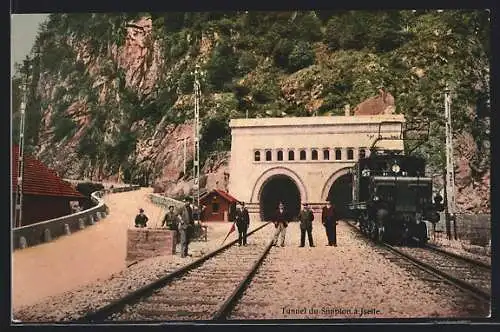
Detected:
[346,221,491,305]
[76,222,273,322]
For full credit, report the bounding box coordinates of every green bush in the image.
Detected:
[288,41,315,72]
[237,52,258,76]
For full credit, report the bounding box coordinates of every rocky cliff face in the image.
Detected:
[14,12,490,213]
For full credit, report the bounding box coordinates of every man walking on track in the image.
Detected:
[322,201,337,246]
[272,202,289,247]
[235,203,249,246]
[299,203,315,247]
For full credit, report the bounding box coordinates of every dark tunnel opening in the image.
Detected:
[260,175,301,221]
[327,173,354,220]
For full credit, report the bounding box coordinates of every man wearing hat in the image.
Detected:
[135,208,148,228]
[298,203,315,247]
[235,202,250,246]
[272,202,289,247]
[322,201,337,246]
[178,198,193,257]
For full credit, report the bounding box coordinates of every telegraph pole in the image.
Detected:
[193,65,203,211]
[176,137,188,175]
[444,87,457,240]
[14,63,30,228]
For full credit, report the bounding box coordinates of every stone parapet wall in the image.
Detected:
[126,228,177,263]
[12,185,141,250]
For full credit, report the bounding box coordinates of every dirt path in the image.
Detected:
[12,188,162,310]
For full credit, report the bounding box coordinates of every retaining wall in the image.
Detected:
[430,213,491,246]
[149,193,184,209]
[12,185,141,250]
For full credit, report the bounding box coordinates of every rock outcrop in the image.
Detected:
[353,88,396,115]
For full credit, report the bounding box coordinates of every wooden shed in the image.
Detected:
[199,189,239,222]
[12,145,86,227]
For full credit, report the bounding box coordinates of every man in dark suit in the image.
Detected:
[235,202,250,246]
[299,203,314,247]
[322,201,337,246]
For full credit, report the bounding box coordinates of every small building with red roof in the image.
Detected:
[199,189,240,222]
[12,145,86,227]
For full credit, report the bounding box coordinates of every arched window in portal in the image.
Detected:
[335,149,342,160]
[311,149,318,160]
[347,148,354,160]
[277,150,284,161]
[323,149,330,160]
[288,150,295,161]
[254,151,261,161]
[266,150,272,161]
[300,150,307,160]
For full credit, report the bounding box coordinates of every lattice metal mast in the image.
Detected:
[444,88,456,218]
[14,64,30,228]
[193,65,202,211]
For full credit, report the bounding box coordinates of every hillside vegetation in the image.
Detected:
[11,10,490,212]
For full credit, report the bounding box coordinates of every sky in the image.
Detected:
[11,14,49,76]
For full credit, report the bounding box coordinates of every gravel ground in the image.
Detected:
[229,221,490,320]
[12,187,268,322]
[429,238,491,266]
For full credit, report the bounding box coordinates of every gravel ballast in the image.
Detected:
[229,221,490,319]
[12,187,267,322]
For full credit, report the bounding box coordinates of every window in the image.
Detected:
[359,149,366,159]
[288,150,295,160]
[254,151,260,161]
[212,203,220,213]
[335,149,342,160]
[347,148,354,160]
[311,149,318,160]
[300,150,306,160]
[266,150,272,161]
[323,149,330,160]
[277,150,283,161]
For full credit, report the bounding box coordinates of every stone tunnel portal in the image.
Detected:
[327,173,354,220]
[260,175,301,221]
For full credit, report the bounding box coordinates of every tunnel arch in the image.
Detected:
[259,175,301,221]
[322,167,354,220]
[251,167,307,221]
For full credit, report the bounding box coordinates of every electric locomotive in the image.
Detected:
[349,123,444,245]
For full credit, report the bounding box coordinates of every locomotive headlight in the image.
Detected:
[391,163,401,174]
[373,195,380,202]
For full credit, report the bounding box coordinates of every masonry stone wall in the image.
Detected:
[228,115,405,221]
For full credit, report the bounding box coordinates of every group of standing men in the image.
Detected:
[161,198,197,258]
[271,201,338,247]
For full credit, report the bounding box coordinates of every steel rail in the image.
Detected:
[345,220,490,304]
[74,222,270,323]
[212,239,274,320]
[424,243,491,269]
[382,243,490,303]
